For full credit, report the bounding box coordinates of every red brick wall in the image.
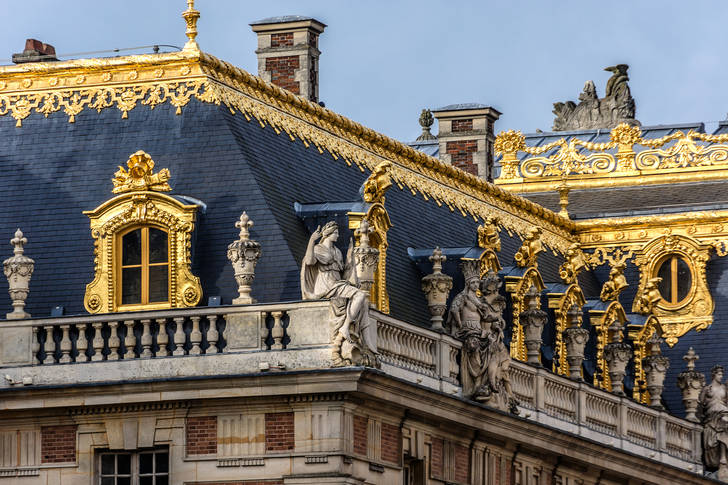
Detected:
[452,119,473,132]
[446,140,478,175]
[381,422,401,464]
[353,415,368,456]
[265,412,294,452]
[41,425,76,463]
[265,56,300,94]
[505,458,512,485]
[430,437,443,479]
[186,416,217,455]
[271,33,293,48]
[454,444,470,484]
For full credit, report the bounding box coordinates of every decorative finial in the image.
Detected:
[11,229,27,256]
[557,179,570,219]
[112,151,171,194]
[415,109,436,141]
[683,347,699,371]
[4,228,34,319]
[429,247,446,274]
[235,212,253,240]
[182,0,201,52]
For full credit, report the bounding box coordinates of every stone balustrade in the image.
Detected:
[509,361,702,471]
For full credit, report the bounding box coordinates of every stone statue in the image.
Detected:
[552,65,639,131]
[447,261,517,413]
[634,277,662,314]
[698,365,728,480]
[301,221,378,367]
[415,108,436,141]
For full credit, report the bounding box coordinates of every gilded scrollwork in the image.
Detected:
[477,216,501,274]
[558,242,587,284]
[514,227,544,268]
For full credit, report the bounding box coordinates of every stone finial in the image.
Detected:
[354,219,380,303]
[3,229,34,319]
[421,247,453,331]
[564,305,590,380]
[677,347,705,422]
[520,285,547,365]
[415,109,436,141]
[604,320,631,396]
[227,212,262,304]
[642,333,669,409]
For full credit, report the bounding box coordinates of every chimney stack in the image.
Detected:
[250,16,326,103]
[432,104,501,182]
[12,39,58,64]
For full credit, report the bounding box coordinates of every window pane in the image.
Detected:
[149,229,168,264]
[155,451,169,473]
[156,476,169,485]
[101,454,115,475]
[676,257,692,302]
[117,453,131,474]
[140,477,153,485]
[101,478,115,485]
[657,259,672,302]
[139,452,153,474]
[122,229,142,266]
[122,267,142,304]
[118,478,130,485]
[149,266,169,303]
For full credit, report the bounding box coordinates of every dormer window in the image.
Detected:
[84,151,202,313]
[119,227,170,307]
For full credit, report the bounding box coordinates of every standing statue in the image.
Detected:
[552,65,639,131]
[447,261,517,413]
[301,221,378,367]
[698,365,728,481]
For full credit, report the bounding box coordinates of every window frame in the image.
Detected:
[115,225,171,311]
[97,448,169,485]
[653,253,694,309]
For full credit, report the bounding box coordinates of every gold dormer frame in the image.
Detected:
[83,152,202,313]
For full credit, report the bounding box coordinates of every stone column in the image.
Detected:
[677,347,705,422]
[421,247,452,331]
[642,334,670,409]
[353,219,379,304]
[3,229,34,319]
[604,321,631,396]
[563,304,589,380]
[227,213,262,305]
[519,285,547,365]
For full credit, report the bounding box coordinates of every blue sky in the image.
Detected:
[3,1,727,141]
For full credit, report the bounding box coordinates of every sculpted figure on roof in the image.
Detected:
[698,365,728,480]
[552,65,639,131]
[447,261,518,413]
[301,221,378,367]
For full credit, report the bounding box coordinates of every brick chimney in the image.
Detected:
[432,104,501,182]
[12,39,58,64]
[250,16,326,103]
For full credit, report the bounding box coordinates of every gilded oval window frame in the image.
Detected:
[652,252,695,311]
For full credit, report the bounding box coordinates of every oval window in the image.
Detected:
[655,255,692,307]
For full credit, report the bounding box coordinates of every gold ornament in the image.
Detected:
[112,151,171,194]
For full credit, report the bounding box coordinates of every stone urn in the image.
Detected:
[421,247,452,331]
[563,305,589,380]
[604,340,632,396]
[642,334,669,409]
[227,213,262,304]
[353,219,379,303]
[676,347,705,422]
[3,229,34,319]
[519,285,547,365]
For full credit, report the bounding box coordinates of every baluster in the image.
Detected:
[206,315,219,353]
[261,312,269,349]
[41,325,54,364]
[59,325,72,364]
[190,316,202,355]
[107,322,120,360]
[157,319,169,356]
[31,327,40,364]
[76,323,89,362]
[123,320,136,359]
[141,319,153,358]
[91,323,104,361]
[173,317,186,356]
[271,311,284,350]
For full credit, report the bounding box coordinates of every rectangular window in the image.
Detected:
[98,449,168,485]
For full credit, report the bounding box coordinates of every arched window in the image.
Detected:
[119,227,170,307]
[655,254,692,307]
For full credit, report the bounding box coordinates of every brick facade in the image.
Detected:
[454,444,470,484]
[265,56,300,94]
[380,422,401,464]
[445,140,478,175]
[430,437,443,479]
[270,33,293,48]
[353,415,368,456]
[41,425,76,464]
[265,412,294,452]
[452,119,473,132]
[186,416,217,455]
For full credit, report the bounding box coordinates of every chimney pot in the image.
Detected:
[13,38,58,64]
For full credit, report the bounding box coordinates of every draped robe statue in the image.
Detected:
[698,365,728,480]
[301,221,378,367]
